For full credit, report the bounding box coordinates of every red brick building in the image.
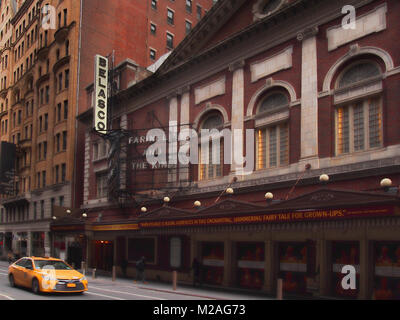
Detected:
[57,0,400,299]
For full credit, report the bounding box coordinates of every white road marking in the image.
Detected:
[84,291,125,300]
[0,293,15,300]
[89,285,166,300]
[0,272,8,276]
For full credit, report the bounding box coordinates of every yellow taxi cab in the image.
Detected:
[8,256,88,294]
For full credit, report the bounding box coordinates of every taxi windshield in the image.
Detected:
[33,260,73,270]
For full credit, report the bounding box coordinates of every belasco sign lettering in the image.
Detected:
[94,55,109,133]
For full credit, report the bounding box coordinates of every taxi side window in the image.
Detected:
[24,259,34,269]
[15,258,26,267]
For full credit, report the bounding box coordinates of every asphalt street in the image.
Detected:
[0,262,269,300]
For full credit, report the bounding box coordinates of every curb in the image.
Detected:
[136,285,226,300]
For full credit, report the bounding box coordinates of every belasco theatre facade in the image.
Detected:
[53,0,400,299]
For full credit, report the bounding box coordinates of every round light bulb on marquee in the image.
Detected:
[265,192,274,200]
[319,174,329,182]
[380,178,392,188]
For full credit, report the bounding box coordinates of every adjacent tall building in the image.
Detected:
[0,0,214,259]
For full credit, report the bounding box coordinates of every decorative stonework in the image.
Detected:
[228,60,245,72]
[250,46,293,83]
[296,26,319,42]
[252,0,287,22]
[194,77,226,105]
[326,3,387,51]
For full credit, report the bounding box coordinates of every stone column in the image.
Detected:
[229,60,245,175]
[26,231,33,257]
[11,232,18,253]
[298,27,319,161]
[85,231,93,268]
[168,95,179,183]
[44,231,51,257]
[179,86,190,185]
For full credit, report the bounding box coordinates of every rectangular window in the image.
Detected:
[40,200,44,219]
[96,173,108,198]
[150,23,156,35]
[199,140,223,181]
[167,9,174,25]
[62,131,67,150]
[151,0,157,10]
[45,85,49,103]
[186,0,192,13]
[166,33,174,49]
[61,163,66,182]
[55,165,59,183]
[256,123,289,170]
[59,196,64,207]
[64,100,68,119]
[185,21,192,35]
[335,97,382,155]
[150,49,156,61]
[42,171,46,188]
[65,69,69,88]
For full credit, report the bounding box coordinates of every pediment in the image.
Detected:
[267,188,400,211]
[139,205,192,219]
[196,198,266,216]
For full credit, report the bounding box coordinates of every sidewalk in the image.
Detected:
[87,274,273,300]
[0,261,271,300]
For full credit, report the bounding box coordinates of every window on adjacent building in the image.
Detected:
[150,49,156,61]
[197,5,202,20]
[185,21,192,35]
[151,0,157,10]
[186,0,192,13]
[96,172,108,198]
[167,9,174,25]
[150,23,156,35]
[166,33,174,49]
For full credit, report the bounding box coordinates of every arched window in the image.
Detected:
[198,113,223,181]
[335,62,383,155]
[258,92,289,114]
[256,91,289,170]
[338,62,381,88]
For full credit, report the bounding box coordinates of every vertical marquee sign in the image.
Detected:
[94,55,109,133]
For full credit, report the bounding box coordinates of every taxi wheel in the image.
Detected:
[8,274,15,287]
[32,278,41,294]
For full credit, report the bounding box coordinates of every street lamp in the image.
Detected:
[226,187,234,195]
[141,207,147,213]
[82,213,88,218]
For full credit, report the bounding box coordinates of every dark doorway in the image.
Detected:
[92,240,114,271]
